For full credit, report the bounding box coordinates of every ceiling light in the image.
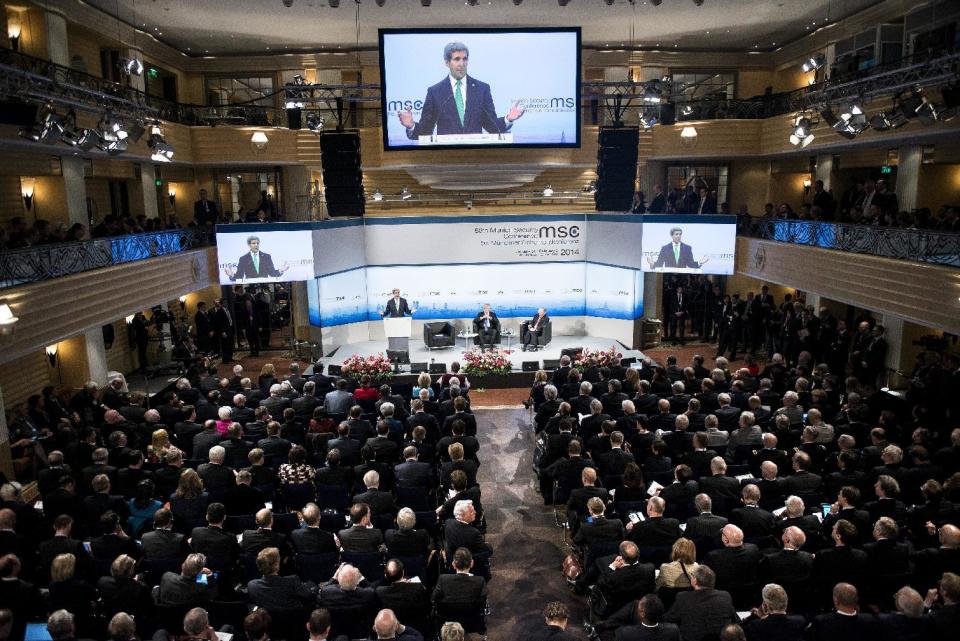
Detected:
[543,185,554,197]
[822,107,867,139]
[801,53,825,72]
[102,139,128,155]
[869,111,907,131]
[251,131,269,150]
[62,128,102,151]
[400,186,412,200]
[371,189,384,202]
[681,105,693,116]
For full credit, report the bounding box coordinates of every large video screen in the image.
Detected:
[379,28,581,150]
[215,224,315,284]
[640,215,738,275]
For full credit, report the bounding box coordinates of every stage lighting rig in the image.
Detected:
[788,115,815,148]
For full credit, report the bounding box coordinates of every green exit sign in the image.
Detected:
[880,165,893,174]
[155,179,163,186]
[148,67,159,79]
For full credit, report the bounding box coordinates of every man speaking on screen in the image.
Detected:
[226,235,289,281]
[647,227,710,270]
[397,41,525,139]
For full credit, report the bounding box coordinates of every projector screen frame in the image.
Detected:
[378,26,582,152]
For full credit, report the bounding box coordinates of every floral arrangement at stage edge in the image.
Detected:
[461,347,513,377]
[342,353,393,381]
[573,345,623,371]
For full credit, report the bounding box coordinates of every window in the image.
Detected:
[666,165,729,210]
[205,76,275,107]
[670,71,736,101]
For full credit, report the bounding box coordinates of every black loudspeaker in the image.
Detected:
[595,126,639,212]
[621,356,637,366]
[409,362,428,373]
[560,347,583,359]
[387,349,409,364]
[0,101,39,126]
[543,359,561,370]
[659,102,676,126]
[522,361,540,372]
[287,107,302,130]
[429,363,446,374]
[327,364,342,376]
[320,131,365,217]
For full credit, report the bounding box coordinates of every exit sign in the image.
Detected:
[155,179,163,186]
[880,165,893,174]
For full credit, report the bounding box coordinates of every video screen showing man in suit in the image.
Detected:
[398,42,525,141]
[641,216,737,275]
[216,227,315,284]
[379,288,417,318]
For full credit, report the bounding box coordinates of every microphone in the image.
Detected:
[481,100,504,141]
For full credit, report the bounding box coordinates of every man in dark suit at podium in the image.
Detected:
[647,227,709,270]
[398,42,524,140]
[379,288,416,317]
[227,236,288,281]
[473,304,500,349]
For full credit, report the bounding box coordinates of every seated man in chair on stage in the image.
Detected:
[473,304,500,350]
[522,308,550,351]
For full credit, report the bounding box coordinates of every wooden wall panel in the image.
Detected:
[189,128,301,165]
[0,247,219,365]
[736,236,960,333]
[0,351,53,411]
[650,121,763,159]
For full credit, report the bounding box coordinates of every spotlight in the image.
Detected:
[250,131,269,150]
[62,128,102,151]
[400,186,412,200]
[306,112,324,132]
[583,181,597,195]
[543,185,554,197]
[147,124,174,162]
[100,113,128,140]
[371,189,384,202]
[120,57,144,76]
[643,85,662,104]
[788,115,815,147]
[869,111,907,131]
[801,53,825,72]
[126,120,147,143]
[681,104,693,116]
[897,90,924,120]
[102,139,128,155]
[821,107,866,139]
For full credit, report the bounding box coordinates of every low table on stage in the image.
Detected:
[457,331,478,351]
[384,317,411,352]
[501,328,517,351]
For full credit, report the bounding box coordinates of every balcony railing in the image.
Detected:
[0,228,206,289]
[754,219,960,267]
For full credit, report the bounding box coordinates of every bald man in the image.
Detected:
[371,608,423,641]
[566,467,610,535]
[703,524,763,589]
[760,526,813,584]
[807,583,879,640]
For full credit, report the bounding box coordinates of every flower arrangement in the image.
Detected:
[342,353,393,381]
[574,345,623,370]
[461,347,513,377]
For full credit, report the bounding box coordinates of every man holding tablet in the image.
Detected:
[398,41,525,139]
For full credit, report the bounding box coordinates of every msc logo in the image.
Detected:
[387,100,425,112]
[538,225,580,238]
[550,97,576,108]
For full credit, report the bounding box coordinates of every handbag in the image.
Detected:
[562,553,582,581]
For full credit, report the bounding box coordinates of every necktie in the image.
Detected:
[484,317,489,330]
[673,244,680,264]
[252,253,259,274]
[454,79,465,127]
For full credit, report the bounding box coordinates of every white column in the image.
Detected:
[44,10,69,67]
[139,163,160,220]
[815,154,835,192]
[60,156,88,227]
[896,145,922,213]
[878,314,903,390]
[281,166,312,221]
[84,328,109,386]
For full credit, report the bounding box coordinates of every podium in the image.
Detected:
[384,317,411,351]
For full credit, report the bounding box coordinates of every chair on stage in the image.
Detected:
[424,322,456,349]
[520,318,552,350]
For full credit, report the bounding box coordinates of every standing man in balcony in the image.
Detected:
[194,189,219,228]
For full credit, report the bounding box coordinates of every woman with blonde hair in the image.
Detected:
[656,537,700,589]
[622,366,641,397]
[258,363,277,392]
[412,372,434,399]
[525,369,549,410]
[49,553,98,618]
[149,428,180,463]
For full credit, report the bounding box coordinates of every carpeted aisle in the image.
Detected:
[474,407,589,639]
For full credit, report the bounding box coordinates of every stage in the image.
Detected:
[325,335,647,374]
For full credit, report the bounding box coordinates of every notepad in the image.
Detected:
[772,506,787,517]
[647,480,664,496]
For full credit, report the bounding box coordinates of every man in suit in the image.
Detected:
[522,308,551,351]
[760,526,813,584]
[384,508,432,558]
[394,446,434,490]
[685,494,728,542]
[158,553,214,605]
[223,469,266,516]
[698,457,742,508]
[379,288,415,318]
[317,563,377,616]
[647,184,667,213]
[240,508,292,561]
[592,540,657,617]
[704,524,763,589]
[193,188,218,226]
[437,470,483,523]
[626,496,682,548]
[696,187,717,214]
[190,503,241,564]
[814,520,868,588]
[212,298,235,363]
[612,595,681,641]
[433,547,487,606]
[398,41,524,139]
[667,285,689,344]
[473,303,500,349]
[807,583,879,641]
[227,235,288,281]
[566,467,610,535]
[863,516,911,575]
[289,503,339,555]
[38,515,91,581]
[730,484,776,543]
[573,497,624,548]
[141,508,187,560]
[361,421,400,464]
[353,470,396,516]
[664,566,738,641]
[742,583,807,641]
[376,559,430,613]
[443,500,491,560]
[90,511,141,561]
[247,546,317,611]
[198,446,235,495]
[648,227,709,270]
[338,503,385,552]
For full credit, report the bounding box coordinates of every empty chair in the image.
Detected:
[342,550,385,583]
[295,552,340,583]
[423,322,456,349]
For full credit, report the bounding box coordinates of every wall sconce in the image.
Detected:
[178,295,187,311]
[45,344,58,367]
[125,314,135,324]
[167,184,176,205]
[8,13,21,51]
[803,178,812,196]
[680,126,698,147]
[0,301,19,335]
[21,176,35,211]
[251,131,269,152]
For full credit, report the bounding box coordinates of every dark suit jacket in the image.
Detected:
[628,517,682,548]
[190,525,241,562]
[742,613,807,641]
[573,516,625,547]
[223,484,266,516]
[664,588,738,641]
[698,474,742,501]
[653,242,701,269]
[807,611,879,641]
[814,545,867,585]
[39,536,90,578]
[760,548,813,583]
[730,505,776,539]
[408,75,509,138]
[395,461,434,488]
[353,488,396,516]
[598,560,656,598]
[247,574,316,610]
[290,526,338,555]
[432,572,488,604]
[338,525,384,552]
[231,251,282,280]
[240,528,291,559]
[685,513,728,541]
[614,623,681,641]
[384,297,413,317]
[704,543,763,587]
[376,581,430,611]
[141,529,187,560]
[443,519,490,558]
[863,538,911,574]
[384,528,432,557]
[318,582,377,610]
[158,571,213,605]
